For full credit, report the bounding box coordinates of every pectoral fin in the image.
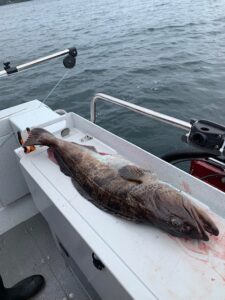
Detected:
[118,165,146,183]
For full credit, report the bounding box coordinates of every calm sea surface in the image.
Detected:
[0,0,225,156]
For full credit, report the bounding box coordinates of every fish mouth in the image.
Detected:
[161,203,219,241]
[182,223,209,241]
[167,223,210,241]
[177,202,219,241]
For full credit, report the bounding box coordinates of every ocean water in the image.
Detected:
[0,0,225,156]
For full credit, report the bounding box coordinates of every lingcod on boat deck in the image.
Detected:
[23,128,219,241]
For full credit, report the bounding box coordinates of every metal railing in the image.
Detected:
[90,93,191,131]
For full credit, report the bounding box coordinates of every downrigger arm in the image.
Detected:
[0,47,77,77]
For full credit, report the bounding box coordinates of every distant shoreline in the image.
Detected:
[0,0,31,6]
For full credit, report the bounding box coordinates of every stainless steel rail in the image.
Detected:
[0,48,73,78]
[90,93,191,131]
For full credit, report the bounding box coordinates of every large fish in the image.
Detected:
[24,128,219,241]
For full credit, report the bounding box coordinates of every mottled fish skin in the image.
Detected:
[24,128,219,241]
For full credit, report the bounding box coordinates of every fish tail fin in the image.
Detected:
[23,128,57,147]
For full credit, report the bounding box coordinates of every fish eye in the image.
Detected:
[170,216,182,227]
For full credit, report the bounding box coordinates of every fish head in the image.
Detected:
[151,185,219,241]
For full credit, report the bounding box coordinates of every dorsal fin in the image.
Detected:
[72,142,98,153]
[118,165,146,183]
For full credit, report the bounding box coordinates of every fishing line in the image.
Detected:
[0,68,70,148]
[41,69,69,106]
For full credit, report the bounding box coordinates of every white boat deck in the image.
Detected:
[0,213,91,300]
